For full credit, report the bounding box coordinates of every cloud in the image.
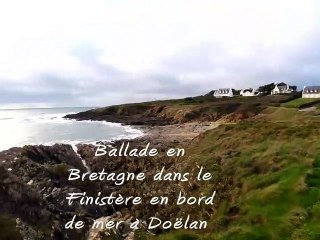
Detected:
[160,34,320,90]
[0,0,320,108]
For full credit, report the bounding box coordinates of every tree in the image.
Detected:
[258,83,275,94]
[290,85,297,91]
[232,89,241,96]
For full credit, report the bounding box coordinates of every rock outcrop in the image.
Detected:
[0,142,184,239]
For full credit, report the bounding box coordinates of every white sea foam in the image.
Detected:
[70,143,91,172]
[0,108,144,151]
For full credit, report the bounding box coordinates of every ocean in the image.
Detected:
[0,107,143,151]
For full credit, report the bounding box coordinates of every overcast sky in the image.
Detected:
[0,0,320,108]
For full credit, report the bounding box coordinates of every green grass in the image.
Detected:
[255,106,320,123]
[282,98,320,108]
[70,93,300,125]
[140,112,320,240]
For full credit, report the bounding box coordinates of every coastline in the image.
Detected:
[2,95,319,239]
[136,121,220,145]
[0,114,220,239]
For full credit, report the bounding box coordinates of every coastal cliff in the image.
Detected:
[64,94,299,125]
[2,94,320,240]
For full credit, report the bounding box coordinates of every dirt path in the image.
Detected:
[139,122,220,145]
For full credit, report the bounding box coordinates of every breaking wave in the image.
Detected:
[0,108,144,151]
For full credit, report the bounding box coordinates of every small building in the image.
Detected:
[240,88,259,97]
[271,82,294,95]
[302,86,320,98]
[214,88,233,98]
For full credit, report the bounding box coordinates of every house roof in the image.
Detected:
[215,88,232,94]
[242,88,253,93]
[217,88,231,91]
[277,85,288,91]
[303,86,320,94]
[273,83,294,91]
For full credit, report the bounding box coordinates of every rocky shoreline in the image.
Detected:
[0,110,218,240]
[2,95,315,239]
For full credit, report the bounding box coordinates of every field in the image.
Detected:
[139,105,320,240]
[3,92,320,239]
[282,98,320,109]
[65,93,320,239]
[66,94,301,125]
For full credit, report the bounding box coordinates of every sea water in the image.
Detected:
[0,107,143,151]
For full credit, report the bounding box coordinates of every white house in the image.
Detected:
[271,83,294,95]
[214,88,233,98]
[302,86,320,98]
[240,88,259,97]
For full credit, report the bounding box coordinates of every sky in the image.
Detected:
[0,0,320,108]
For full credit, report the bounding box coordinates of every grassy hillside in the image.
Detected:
[2,93,316,240]
[140,108,320,240]
[65,94,300,125]
[282,98,320,109]
[65,92,320,240]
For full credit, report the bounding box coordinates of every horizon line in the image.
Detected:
[0,106,100,111]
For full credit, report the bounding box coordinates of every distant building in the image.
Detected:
[302,86,320,98]
[240,88,260,97]
[271,82,294,95]
[214,88,233,98]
